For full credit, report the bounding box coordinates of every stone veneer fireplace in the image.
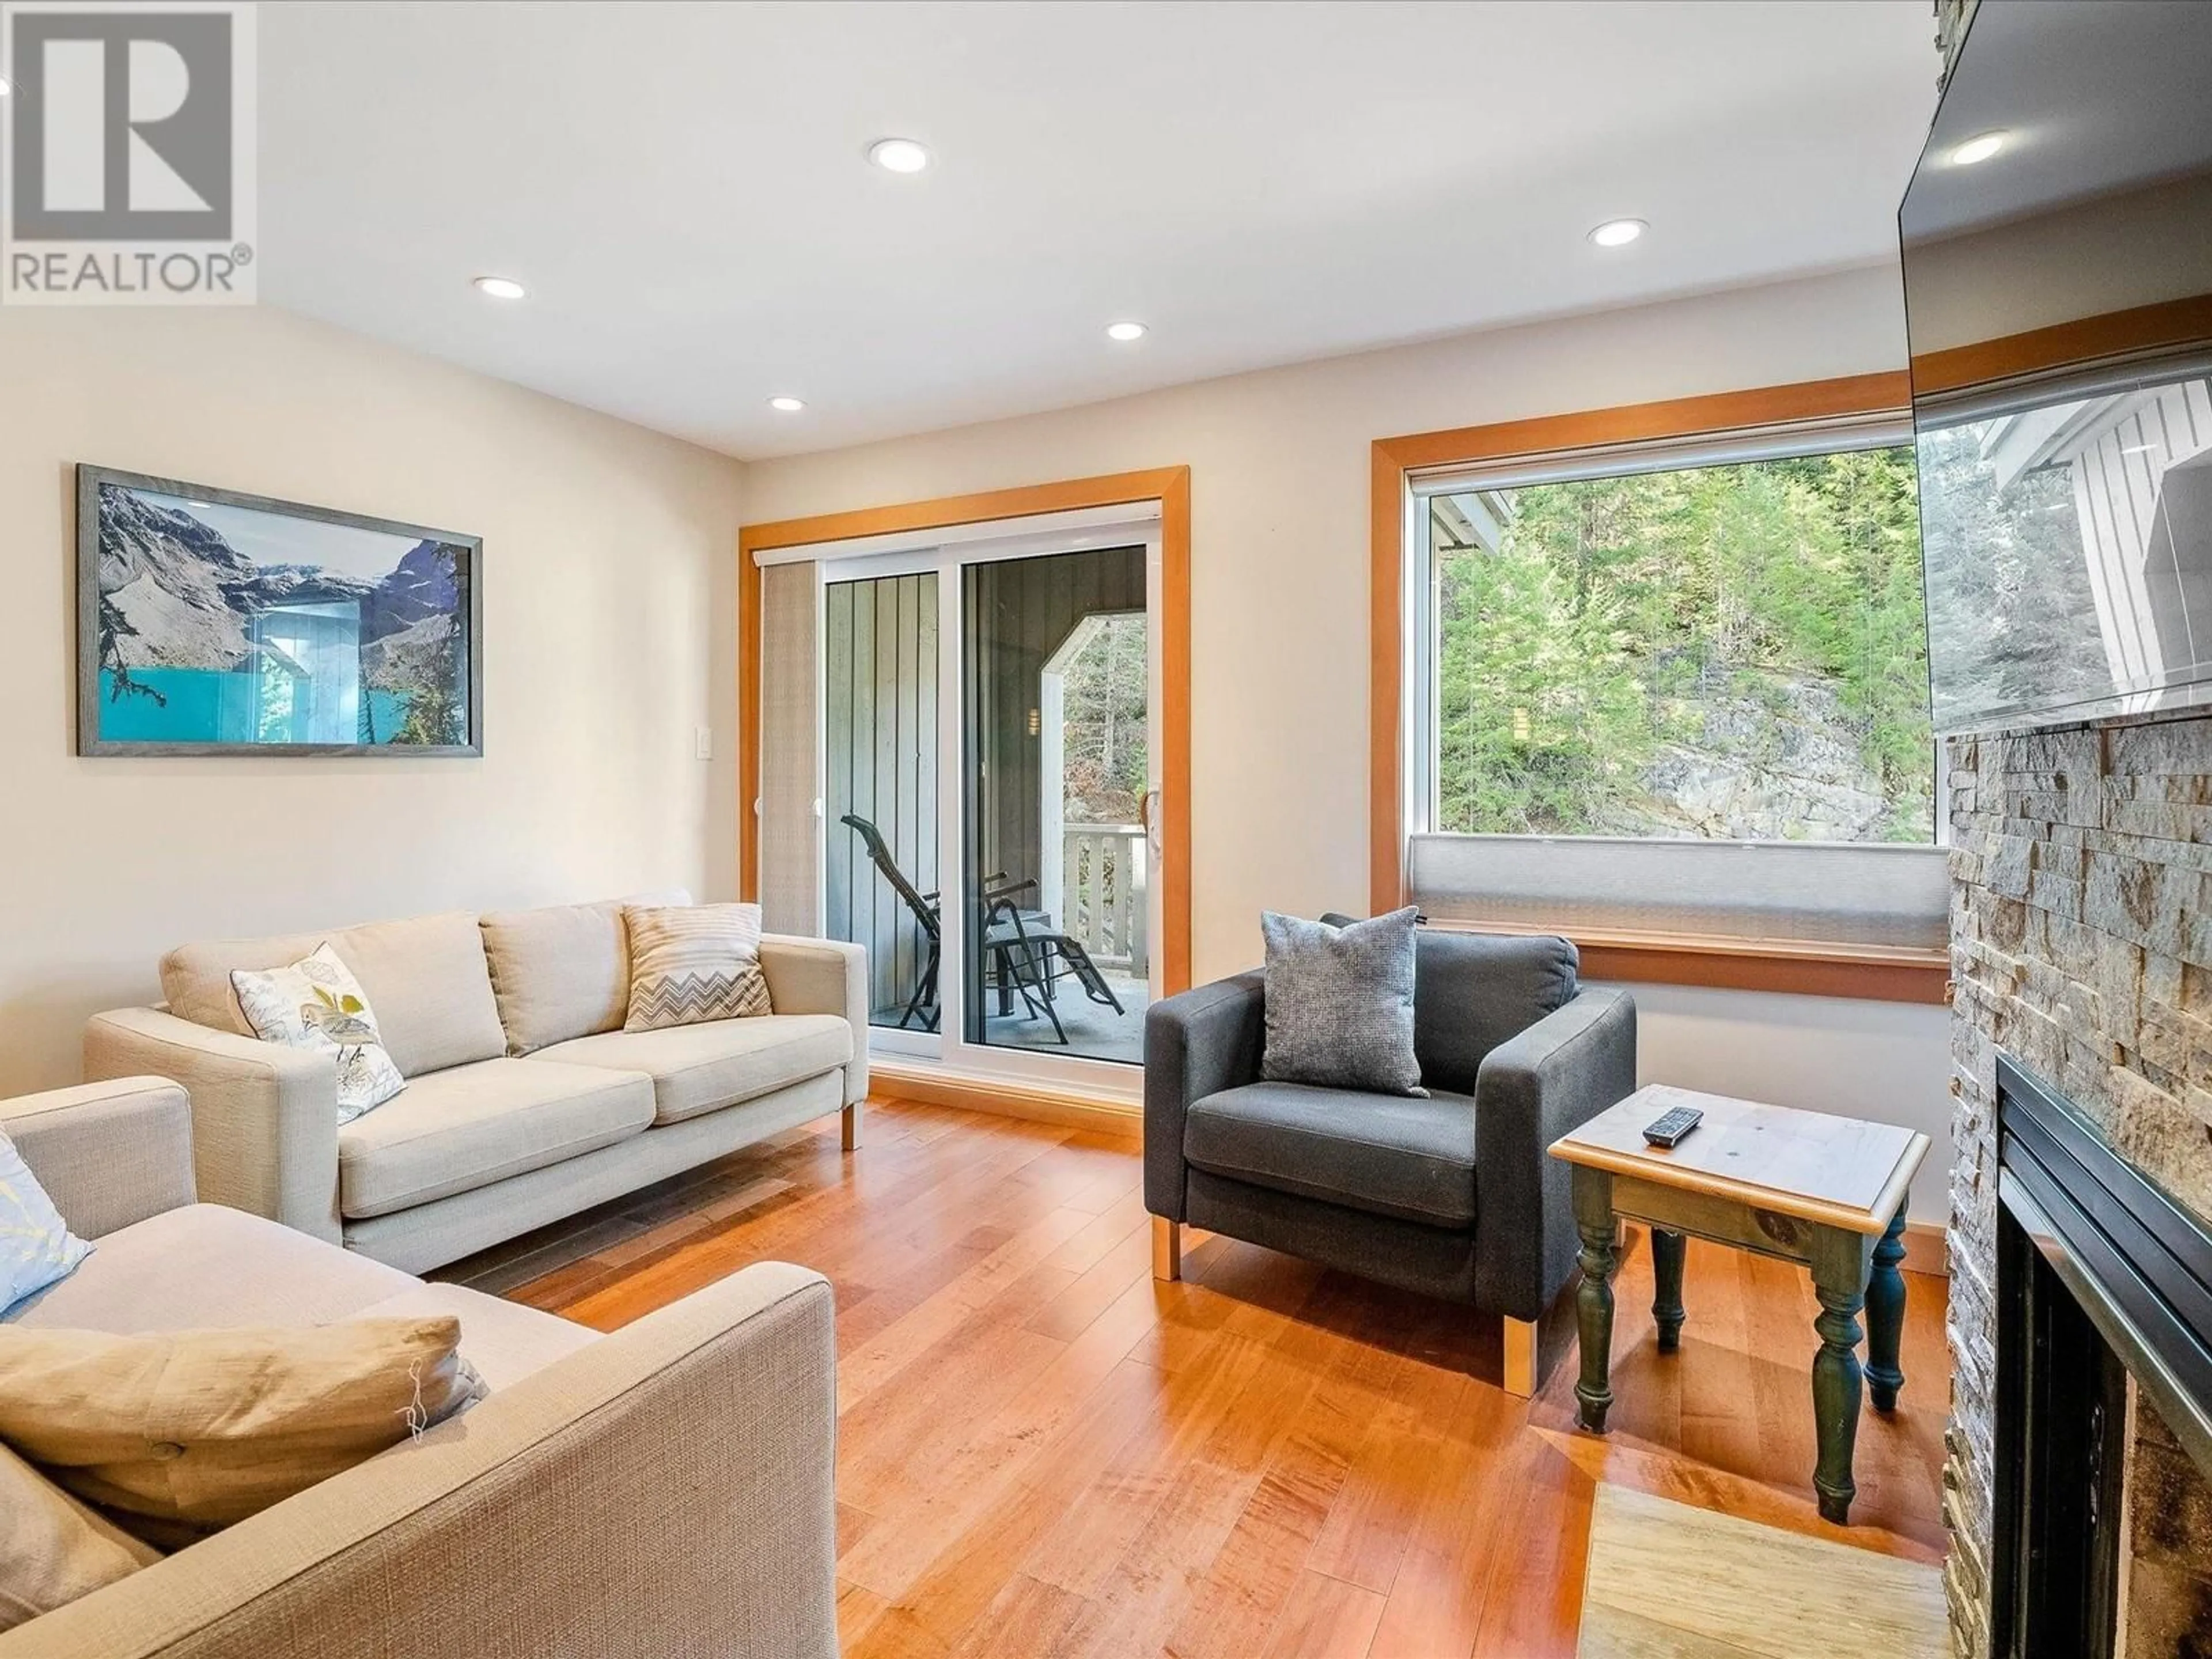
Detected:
[1947,713,2212,1658]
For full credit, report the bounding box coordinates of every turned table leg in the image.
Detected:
[1571,1167,1619,1434]
[1865,1206,1908,1412]
[1651,1229,1687,1353]
[1808,1226,1873,1525]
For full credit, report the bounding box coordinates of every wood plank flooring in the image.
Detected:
[438,1097,1951,1659]
[1575,1484,1946,1657]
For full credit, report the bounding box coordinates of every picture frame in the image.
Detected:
[75,464,484,757]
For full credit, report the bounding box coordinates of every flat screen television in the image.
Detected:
[1903,0,2212,736]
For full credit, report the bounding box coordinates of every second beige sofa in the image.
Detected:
[82,896,868,1273]
[0,1077,836,1658]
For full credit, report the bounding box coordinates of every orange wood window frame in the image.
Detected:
[1910,292,2212,398]
[1370,372,1951,1005]
[737,466,1194,997]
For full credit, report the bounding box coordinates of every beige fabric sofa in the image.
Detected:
[0,1077,838,1659]
[83,898,868,1273]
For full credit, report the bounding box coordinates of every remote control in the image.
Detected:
[1642,1104,1703,1148]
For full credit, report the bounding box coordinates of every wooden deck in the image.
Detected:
[444,1097,1950,1659]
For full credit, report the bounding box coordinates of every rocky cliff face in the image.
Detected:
[365,539,460,639]
[95,484,453,675]
[1592,669,1918,842]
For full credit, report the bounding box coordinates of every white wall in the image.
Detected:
[742,263,1955,1219]
[0,306,744,1093]
[1613,983,1950,1222]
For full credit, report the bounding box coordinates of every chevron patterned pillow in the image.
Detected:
[623,903,774,1031]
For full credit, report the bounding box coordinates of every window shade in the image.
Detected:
[757,561,820,936]
[1406,834,1950,952]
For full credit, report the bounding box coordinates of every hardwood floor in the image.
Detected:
[1576,1484,1946,1657]
[442,1096,1951,1659]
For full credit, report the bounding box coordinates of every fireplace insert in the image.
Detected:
[1994,1056,2212,1658]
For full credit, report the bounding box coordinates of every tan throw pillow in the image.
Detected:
[0,1317,482,1539]
[480,890,692,1055]
[231,943,407,1123]
[624,903,772,1030]
[0,1442,159,1630]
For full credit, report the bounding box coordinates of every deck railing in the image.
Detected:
[1060,824,1147,976]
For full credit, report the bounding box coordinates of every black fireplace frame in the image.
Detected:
[1994,1055,2212,1658]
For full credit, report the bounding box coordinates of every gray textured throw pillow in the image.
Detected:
[1260,907,1425,1096]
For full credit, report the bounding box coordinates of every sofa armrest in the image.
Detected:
[83,1008,341,1244]
[1474,987,1638,1320]
[757,934,869,1107]
[1143,971,1267,1221]
[0,1078,194,1240]
[2,1263,839,1659]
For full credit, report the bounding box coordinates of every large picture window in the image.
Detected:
[1424,438,1934,845]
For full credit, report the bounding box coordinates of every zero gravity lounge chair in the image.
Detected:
[839,813,1124,1043]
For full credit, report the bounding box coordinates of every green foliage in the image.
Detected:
[1915,422,2108,724]
[393,676,461,747]
[1060,615,1149,823]
[1435,446,1934,841]
[382,548,468,748]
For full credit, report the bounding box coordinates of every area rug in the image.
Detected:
[1575,1483,1948,1658]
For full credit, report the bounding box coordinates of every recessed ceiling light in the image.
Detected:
[768,396,806,412]
[1105,321,1147,342]
[473,275,526,300]
[1588,218,1647,248]
[1950,131,2008,166]
[868,138,931,175]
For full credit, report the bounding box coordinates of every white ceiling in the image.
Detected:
[259,1,1940,461]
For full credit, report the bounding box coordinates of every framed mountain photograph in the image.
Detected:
[76,465,483,757]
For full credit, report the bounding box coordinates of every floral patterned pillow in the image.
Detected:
[231,945,406,1123]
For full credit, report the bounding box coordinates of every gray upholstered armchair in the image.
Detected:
[1143,927,1636,1396]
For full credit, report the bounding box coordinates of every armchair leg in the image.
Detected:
[841,1103,862,1152]
[1152,1217,1182,1282]
[1503,1317,1539,1399]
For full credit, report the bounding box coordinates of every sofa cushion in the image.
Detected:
[0,1317,479,1537]
[5,1205,592,1391]
[0,1442,158,1631]
[347,1281,599,1393]
[535,1014,851,1125]
[338,1059,655,1220]
[6,1204,416,1333]
[1184,1081,1479,1229]
[161,911,507,1078]
[480,891,692,1056]
[1411,930,1580,1096]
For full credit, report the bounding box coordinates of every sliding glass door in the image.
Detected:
[961,548,1151,1064]
[819,532,1160,1081]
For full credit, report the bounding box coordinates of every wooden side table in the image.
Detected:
[1548,1085,1930,1525]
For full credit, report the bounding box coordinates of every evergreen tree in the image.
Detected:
[1434,445,1937,841]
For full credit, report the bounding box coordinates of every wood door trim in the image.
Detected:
[1370,372,1924,1003]
[738,465,1194,995]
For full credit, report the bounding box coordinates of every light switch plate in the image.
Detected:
[695,726,713,760]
